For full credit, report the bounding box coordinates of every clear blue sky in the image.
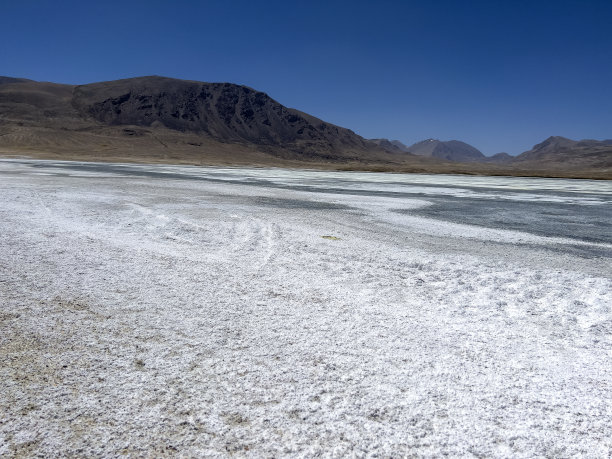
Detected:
[1,0,611,155]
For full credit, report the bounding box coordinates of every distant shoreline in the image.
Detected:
[1,149,610,181]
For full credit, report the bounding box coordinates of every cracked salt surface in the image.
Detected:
[0,159,611,457]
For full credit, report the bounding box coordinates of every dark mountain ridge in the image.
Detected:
[72,76,376,153]
[1,75,392,162]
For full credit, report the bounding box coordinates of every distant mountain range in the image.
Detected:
[372,136,611,169]
[404,139,486,162]
[513,136,612,168]
[370,138,408,153]
[486,152,514,163]
[0,76,610,178]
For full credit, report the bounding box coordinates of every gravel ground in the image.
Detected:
[0,160,611,457]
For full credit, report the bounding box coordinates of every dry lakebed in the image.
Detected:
[1,159,611,457]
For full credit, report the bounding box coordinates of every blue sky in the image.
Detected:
[1,0,611,155]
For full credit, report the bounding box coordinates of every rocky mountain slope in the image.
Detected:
[0,75,411,165]
[70,77,377,157]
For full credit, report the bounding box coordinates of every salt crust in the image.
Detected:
[0,160,610,457]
